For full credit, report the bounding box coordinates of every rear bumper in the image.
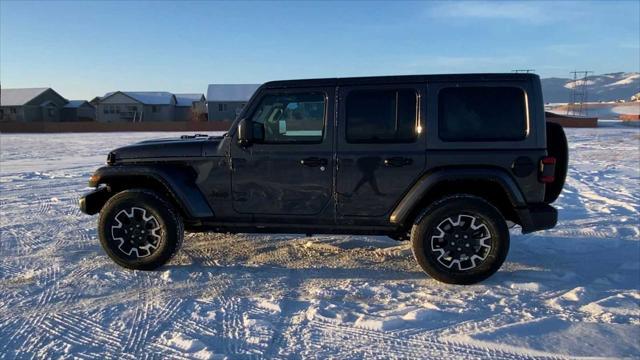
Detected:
[79,186,111,215]
[517,203,558,234]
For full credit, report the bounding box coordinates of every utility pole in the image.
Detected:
[567,70,594,117]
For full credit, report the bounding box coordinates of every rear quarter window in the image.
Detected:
[438,86,528,142]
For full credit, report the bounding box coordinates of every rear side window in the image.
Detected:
[346,89,417,143]
[438,86,528,141]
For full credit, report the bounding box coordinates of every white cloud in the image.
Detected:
[618,41,640,50]
[428,1,556,24]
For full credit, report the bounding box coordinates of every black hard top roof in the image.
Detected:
[263,73,539,89]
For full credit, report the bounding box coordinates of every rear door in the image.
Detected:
[336,84,426,221]
[230,87,335,220]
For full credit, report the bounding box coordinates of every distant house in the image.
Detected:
[96,91,177,122]
[0,88,68,122]
[207,84,260,121]
[89,96,101,107]
[62,100,96,121]
[175,93,207,122]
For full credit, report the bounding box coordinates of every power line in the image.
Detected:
[512,69,536,73]
[567,70,594,117]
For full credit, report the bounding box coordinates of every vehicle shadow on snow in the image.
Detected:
[164,257,428,282]
[168,229,639,291]
[169,233,428,282]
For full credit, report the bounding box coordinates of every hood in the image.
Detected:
[109,135,223,162]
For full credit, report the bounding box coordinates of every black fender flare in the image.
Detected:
[389,167,526,225]
[87,165,214,218]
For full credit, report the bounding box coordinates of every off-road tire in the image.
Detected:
[411,195,510,285]
[545,122,569,203]
[98,189,184,270]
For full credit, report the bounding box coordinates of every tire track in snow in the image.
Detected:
[0,225,41,257]
[62,255,105,282]
[144,297,188,346]
[0,262,24,281]
[64,193,85,218]
[551,227,614,239]
[173,313,217,338]
[57,311,123,348]
[119,278,187,355]
[215,295,247,355]
[262,274,308,359]
[33,312,123,356]
[0,313,48,356]
[35,193,53,216]
[123,297,151,354]
[18,266,63,353]
[305,319,547,360]
[0,316,25,357]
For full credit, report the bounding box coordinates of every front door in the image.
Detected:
[336,85,426,220]
[230,87,335,221]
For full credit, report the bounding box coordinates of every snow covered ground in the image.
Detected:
[0,128,638,359]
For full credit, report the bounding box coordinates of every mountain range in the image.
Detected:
[541,72,639,103]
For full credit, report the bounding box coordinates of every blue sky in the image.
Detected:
[1,0,638,99]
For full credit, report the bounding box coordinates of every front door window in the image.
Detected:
[250,93,325,143]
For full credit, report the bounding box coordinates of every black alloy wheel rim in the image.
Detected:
[110,207,162,259]
[428,213,493,271]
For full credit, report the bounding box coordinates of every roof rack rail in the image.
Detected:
[180,133,210,139]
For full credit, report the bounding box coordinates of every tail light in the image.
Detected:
[540,156,556,183]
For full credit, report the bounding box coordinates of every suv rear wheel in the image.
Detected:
[98,189,184,270]
[411,195,509,285]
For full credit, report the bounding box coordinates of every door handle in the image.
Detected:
[384,157,412,167]
[300,157,328,167]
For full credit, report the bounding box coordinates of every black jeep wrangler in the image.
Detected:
[80,74,567,285]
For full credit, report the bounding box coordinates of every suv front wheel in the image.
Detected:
[411,195,510,285]
[98,189,184,270]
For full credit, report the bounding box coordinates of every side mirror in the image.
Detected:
[237,118,253,147]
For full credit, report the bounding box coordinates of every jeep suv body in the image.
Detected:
[80,73,567,284]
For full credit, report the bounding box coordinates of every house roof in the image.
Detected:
[207,84,261,102]
[64,100,93,108]
[103,91,175,105]
[1,88,50,106]
[40,100,58,107]
[175,93,205,107]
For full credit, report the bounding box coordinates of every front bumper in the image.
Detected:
[517,203,558,234]
[79,186,111,215]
